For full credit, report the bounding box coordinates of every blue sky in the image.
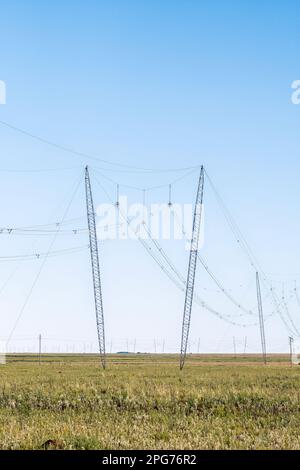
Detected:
[0,1,299,353]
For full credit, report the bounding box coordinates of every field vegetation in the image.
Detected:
[0,354,299,449]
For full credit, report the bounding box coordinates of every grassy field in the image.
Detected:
[0,353,299,450]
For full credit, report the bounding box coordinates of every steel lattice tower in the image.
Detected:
[289,336,294,366]
[180,166,204,370]
[85,166,106,369]
[256,271,267,364]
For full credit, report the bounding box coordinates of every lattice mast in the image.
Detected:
[289,336,294,366]
[256,271,267,364]
[85,166,106,369]
[180,166,204,370]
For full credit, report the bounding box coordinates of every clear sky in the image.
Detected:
[0,0,300,354]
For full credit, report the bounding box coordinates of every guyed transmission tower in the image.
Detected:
[180,166,204,370]
[256,271,267,364]
[85,166,106,369]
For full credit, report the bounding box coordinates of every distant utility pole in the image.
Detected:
[154,339,157,354]
[134,338,136,353]
[244,336,247,356]
[256,272,267,365]
[38,334,41,365]
[162,339,165,354]
[197,338,200,354]
[233,336,236,358]
[168,184,172,207]
[289,336,294,367]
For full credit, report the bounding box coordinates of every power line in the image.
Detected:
[172,209,256,317]
[294,282,300,308]
[0,166,81,173]
[0,217,86,231]
[6,170,84,344]
[280,288,300,336]
[93,166,200,193]
[0,119,201,173]
[0,228,88,237]
[0,245,89,262]
[205,169,300,337]
[256,272,267,364]
[92,171,265,329]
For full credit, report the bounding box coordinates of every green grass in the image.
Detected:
[0,354,299,449]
